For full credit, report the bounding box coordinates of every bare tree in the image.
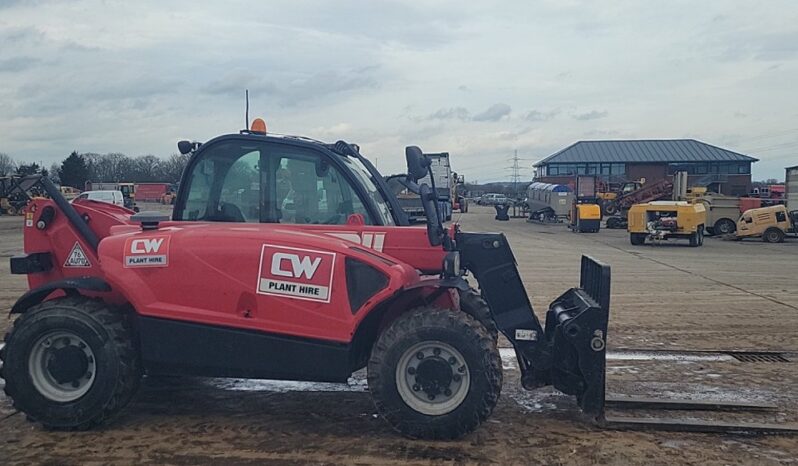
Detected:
[0,153,16,176]
[133,155,160,182]
[158,153,190,183]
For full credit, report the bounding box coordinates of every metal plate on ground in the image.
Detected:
[725,352,790,363]
[605,395,778,412]
[603,415,798,434]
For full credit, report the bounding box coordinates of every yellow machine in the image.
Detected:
[597,179,644,216]
[59,186,81,201]
[569,176,601,233]
[628,201,707,246]
[570,203,601,233]
[735,205,797,243]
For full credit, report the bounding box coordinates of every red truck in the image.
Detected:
[133,183,170,202]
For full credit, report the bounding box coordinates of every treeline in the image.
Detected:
[0,151,189,189]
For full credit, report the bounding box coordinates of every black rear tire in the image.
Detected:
[368,307,502,440]
[1,297,141,430]
[763,227,784,243]
[630,233,646,245]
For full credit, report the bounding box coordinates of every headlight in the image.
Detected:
[442,251,461,277]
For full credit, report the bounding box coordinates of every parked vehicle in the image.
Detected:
[134,183,170,202]
[73,190,125,207]
[478,193,509,205]
[84,182,136,210]
[697,194,740,235]
[4,126,614,440]
[735,204,797,243]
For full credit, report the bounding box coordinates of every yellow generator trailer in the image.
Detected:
[736,204,797,243]
[628,201,707,247]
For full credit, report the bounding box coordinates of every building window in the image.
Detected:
[738,163,750,174]
[611,164,625,175]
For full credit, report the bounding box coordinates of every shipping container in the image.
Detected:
[787,165,798,211]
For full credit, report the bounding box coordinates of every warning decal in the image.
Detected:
[64,242,91,268]
[257,244,335,303]
[124,236,170,268]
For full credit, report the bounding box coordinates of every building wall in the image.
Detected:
[536,162,752,196]
[627,163,667,183]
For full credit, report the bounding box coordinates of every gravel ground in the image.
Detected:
[1,205,797,465]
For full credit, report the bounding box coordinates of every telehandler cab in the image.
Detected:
[6,122,793,438]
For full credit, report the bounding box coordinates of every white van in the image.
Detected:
[73,190,125,207]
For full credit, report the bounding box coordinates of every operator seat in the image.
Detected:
[218,202,245,222]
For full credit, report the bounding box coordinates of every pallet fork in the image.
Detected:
[460,245,798,434]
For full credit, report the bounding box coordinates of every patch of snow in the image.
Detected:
[202,370,369,393]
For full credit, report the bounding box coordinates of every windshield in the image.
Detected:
[339,155,395,226]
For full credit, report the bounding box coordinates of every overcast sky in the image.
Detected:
[1,0,797,181]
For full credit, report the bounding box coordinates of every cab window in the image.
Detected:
[268,146,374,225]
[176,140,378,225]
[176,142,262,222]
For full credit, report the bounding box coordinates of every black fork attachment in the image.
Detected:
[458,232,798,434]
[457,232,610,420]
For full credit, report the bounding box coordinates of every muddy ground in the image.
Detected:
[1,205,797,465]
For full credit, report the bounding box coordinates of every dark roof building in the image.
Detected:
[534,139,758,196]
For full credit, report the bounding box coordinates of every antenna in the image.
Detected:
[245,89,250,130]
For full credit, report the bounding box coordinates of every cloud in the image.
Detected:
[426,107,470,121]
[0,56,40,72]
[572,110,608,121]
[202,68,380,106]
[524,109,560,121]
[472,103,511,122]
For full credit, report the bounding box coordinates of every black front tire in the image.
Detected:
[630,233,646,245]
[763,227,784,243]
[1,297,141,430]
[368,307,502,440]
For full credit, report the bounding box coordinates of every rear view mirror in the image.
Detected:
[405,146,430,183]
[177,140,194,155]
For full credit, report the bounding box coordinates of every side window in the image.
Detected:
[776,211,786,222]
[218,151,260,222]
[269,147,374,225]
[177,142,263,222]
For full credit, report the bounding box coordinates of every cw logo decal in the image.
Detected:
[130,238,164,254]
[257,244,335,303]
[124,236,170,268]
[271,253,321,279]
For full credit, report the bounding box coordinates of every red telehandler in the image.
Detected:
[2,122,794,438]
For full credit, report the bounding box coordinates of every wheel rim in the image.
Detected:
[395,341,470,416]
[717,220,734,234]
[766,231,779,242]
[28,330,97,402]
